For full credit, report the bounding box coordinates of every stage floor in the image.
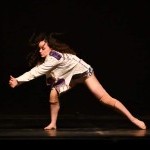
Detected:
[0,114,149,146]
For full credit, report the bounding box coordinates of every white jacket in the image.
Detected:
[16,50,92,93]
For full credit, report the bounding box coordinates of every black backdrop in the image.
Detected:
[1,0,149,117]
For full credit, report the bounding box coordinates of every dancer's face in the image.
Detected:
[38,40,51,58]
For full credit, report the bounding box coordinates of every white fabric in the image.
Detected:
[16,50,92,93]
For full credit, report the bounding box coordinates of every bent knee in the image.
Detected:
[49,99,59,104]
[49,88,59,104]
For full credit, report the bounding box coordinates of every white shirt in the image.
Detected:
[16,50,92,93]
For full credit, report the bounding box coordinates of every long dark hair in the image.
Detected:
[27,32,76,67]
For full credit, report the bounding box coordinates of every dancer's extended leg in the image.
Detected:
[84,74,146,130]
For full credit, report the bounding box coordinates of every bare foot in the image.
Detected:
[132,118,146,130]
[44,124,57,130]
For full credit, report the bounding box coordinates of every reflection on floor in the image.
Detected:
[0,114,150,146]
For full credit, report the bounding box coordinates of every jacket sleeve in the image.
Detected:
[16,55,62,82]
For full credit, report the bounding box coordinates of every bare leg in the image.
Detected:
[44,88,60,130]
[84,74,146,130]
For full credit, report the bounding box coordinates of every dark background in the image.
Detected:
[0,0,149,117]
